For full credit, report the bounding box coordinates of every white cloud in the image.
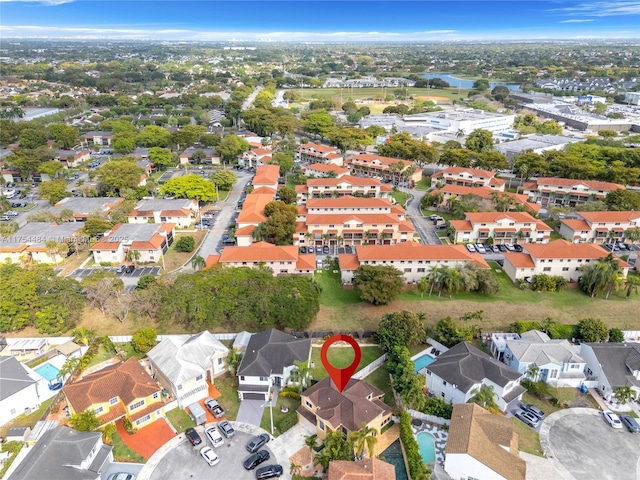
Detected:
[552,1,640,17]
[559,19,595,23]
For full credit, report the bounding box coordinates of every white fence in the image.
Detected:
[426,337,450,354]
[406,408,450,427]
[352,353,388,380]
[4,333,240,347]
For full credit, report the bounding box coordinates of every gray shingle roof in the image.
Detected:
[237,329,311,377]
[7,426,107,480]
[507,330,584,365]
[0,356,37,401]
[587,343,640,389]
[427,342,521,393]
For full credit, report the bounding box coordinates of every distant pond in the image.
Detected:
[421,73,522,91]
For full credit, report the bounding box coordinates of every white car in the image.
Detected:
[205,425,224,447]
[200,446,220,466]
[603,410,623,429]
[465,243,477,253]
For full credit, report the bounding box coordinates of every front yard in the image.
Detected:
[165,407,195,434]
[511,418,543,456]
[112,432,146,463]
[261,396,300,437]
[159,230,207,271]
[214,374,241,421]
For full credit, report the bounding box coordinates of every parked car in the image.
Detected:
[299,246,307,254]
[315,246,322,254]
[205,425,224,447]
[513,244,523,252]
[465,244,477,253]
[115,265,126,274]
[246,433,270,453]
[475,243,486,254]
[125,265,135,274]
[322,245,330,254]
[505,244,516,252]
[620,414,640,433]
[5,211,19,217]
[603,410,623,429]
[513,409,539,428]
[520,402,545,419]
[243,450,270,470]
[218,420,235,438]
[204,398,225,418]
[255,464,284,479]
[435,224,447,230]
[185,427,202,446]
[492,245,501,254]
[107,473,135,480]
[199,446,220,466]
[497,244,507,252]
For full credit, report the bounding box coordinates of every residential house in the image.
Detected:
[0,222,85,265]
[56,149,91,168]
[297,377,393,440]
[497,330,586,387]
[444,403,526,480]
[147,331,229,408]
[128,198,199,228]
[239,147,272,168]
[449,212,552,245]
[302,162,349,178]
[205,242,316,275]
[345,153,422,183]
[502,239,630,284]
[235,186,278,246]
[338,242,489,285]
[327,458,396,480]
[431,166,506,192]
[83,131,113,147]
[559,211,640,245]
[49,196,125,222]
[429,184,540,215]
[295,143,344,166]
[90,223,174,264]
[295,196,415,247]
[6,426,113,480]
[237,329,311,401]
[179,147,220,165]
[580,343,640,401]
[424,342,525,412]
[295,175,393,204]
[520,177,625,208]
[252,164,280,190]
[0,356,51,426]
[63,357,164,429]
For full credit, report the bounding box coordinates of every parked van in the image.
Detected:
[187,402,207,425]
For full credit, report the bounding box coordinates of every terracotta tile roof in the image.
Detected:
[249,147,272,156]
[446,403,525,480]
[504,252,535,269]
[532,177,624,191]
[339,253,360,270]
[219,242,298,263]
[306,175,383,187]
[296,254,316,271]
[399,220,416,232]
[381,185,393,192]
[306,196,392,209]
[305,213,403,225]
[524,239,611,260]
[297,205,308,215]
[235,225,256,236]
[295,185,307,194]
[328,458,396,480]
[327,153,343,159]
[252,165,280,186]
[303,163,349,175]
[434,166,497,179]
[561,219,591,231]
[349,153,413,168]
[449,220,473,231]
[237,188,276,224]
[296,222,307,233]
[296,142,339,153]
[204,255,220,270]
[63,357,160,417]
[579,211,640,224]
[354,242,490,268]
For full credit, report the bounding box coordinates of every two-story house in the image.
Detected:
[0,356,52,426]
[296,175,393,204]
[431,166,506,191]
[302,162,349,178]
[90,223,174,264]
[7,426,113,480]
[497,330,586,387]
[56,149,91,168]
[449,212,552,245]
[521,177,625,208]
[252,164,280,190]
[146,331,229,408]
[239,147,272,169]
[295,143,344,166]
[580,343,640,402]
[502,239,630,284]
[206,242,316,275]
[297,377,393,440]
[179,147,220,165]
[424,342,525,412]
[237,329,311,401]
[345,153,422,183]
[128,198,199,228]
[83,131,113,147]
[49,197,125,222]
[338,242,489,285]
[559,211,640,245]
[0,222,85,265]
[235,186,278,246]
[63,357,164,429]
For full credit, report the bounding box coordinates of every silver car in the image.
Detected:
[514,408,539,428]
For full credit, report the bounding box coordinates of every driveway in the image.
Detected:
[236,399,265,426]
[540,408,640,480]
[404,187,441,245]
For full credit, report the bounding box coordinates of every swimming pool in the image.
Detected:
[35,363,61,382]
[416,432,436,464]
[413,354,435,373]
[380,439,409,480]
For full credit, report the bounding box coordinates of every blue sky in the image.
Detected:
[0,1,639,41]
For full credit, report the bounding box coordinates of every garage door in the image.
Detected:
[242,393,266,401]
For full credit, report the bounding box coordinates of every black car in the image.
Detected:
[497,244,507,252]
[246,433,270,453]
[620,414,640,433]
[255,464,284,479]
[322,246,330,254]
[513,244,523,252]
[125,265,135,274]
[299,246,307,254]
[243,450,270,470]
[185,427,202,446]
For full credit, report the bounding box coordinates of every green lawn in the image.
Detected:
[112,432,146,463]
[304,86,470,102]
[310,345,384,381]
[511,418,543,456]
[363,364,396,407]
[86,345,116,368]
[217,189,230,201]
[550,231,563,241]
[260,396,300,437]
[215,374,241,421]
[315,270,361,307]
[116,343,146,360]
[415,178,431,191]
[420,208,455,221]
[392,190,410,206]
[166,407,195,434]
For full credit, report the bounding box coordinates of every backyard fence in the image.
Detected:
[406,408,450,427]
[426,337,449,354]
[352,353,388,380]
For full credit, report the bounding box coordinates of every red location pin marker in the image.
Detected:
[320,334,362,393]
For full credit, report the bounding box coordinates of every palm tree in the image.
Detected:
[624,226,640,245]
[125,249,141,266]
[427,265,442,296]
[455,128,466,140]
[304,435,317,456]
[469,384,499,412]
[526,363,540,381]
[45,239,63,265]
[71,327,96,346]
[441,265,464,298]
[58,356,81,381]
[579,254,624,299]
[625,275,640,299]
[293,359,311,389]
[290,463,302,476]
[348,423,378,460]
[417,276,430,298]
[191,254,205,271]
[225,349,243,377]
[613,385,636,405]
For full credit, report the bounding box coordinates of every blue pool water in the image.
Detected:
[35,363,61,382]
[417,432,436,464]
[380,439,409,480]
[413,354,435,373]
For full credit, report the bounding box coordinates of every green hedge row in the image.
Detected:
[399,411,430,480]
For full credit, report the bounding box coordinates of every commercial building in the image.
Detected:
[403,109,516,134]
[494,134,582,160]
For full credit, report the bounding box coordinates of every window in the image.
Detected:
[217,357,223,365]
[177,384,182,390]
[319,421,325,431]
[404,268,411,273]
[562,267,569,271]
[153,392,159,400]
[135,414,151,426]
[417,268,425,273]
[130,400,145,410]
[441,392,445,398]
[305,400,312,409]
[94,406,104,415]
[259,376,268,382]
[109,397,118,405]
[570,364,580,370]
[196,374,203,381]
[543,267,551,272]
[442,380,447,386]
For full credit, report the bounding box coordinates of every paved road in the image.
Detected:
[404,187,442,245]
[242,85,263,111]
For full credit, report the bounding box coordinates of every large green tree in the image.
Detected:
[96,159,144,195]
[376,310,425,352]
[160,174,218,202]
[216,134,250,164]
[210,169,238,191]
[352,265,403,306]
[605,189,640,211]
[576,317,609,343]
[148,147,174,170]
[136,125,171,148]
[49,123,78,148]
[39,179,69,205]
[465,129,494,153]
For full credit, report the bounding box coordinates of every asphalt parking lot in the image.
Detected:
[69,266,161,279]
[147,429,279,480]
[540,408,640,480]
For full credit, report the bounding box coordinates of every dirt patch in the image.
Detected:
[414,95,451,103]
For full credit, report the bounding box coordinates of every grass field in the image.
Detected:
[299,86,470,103]
[415,178,431,191]
[392,190,411,206]
[309,345,384,381]
[511,418,543,456]
[420,209,455,221]
[0,398,54,438]
[215,374,241,421]
[315,269,361,307]
[166,408,195,434]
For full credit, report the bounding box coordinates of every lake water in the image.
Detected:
[421,73,522,92]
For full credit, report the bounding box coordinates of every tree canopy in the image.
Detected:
[160,174,218,202]
[376,310,425,352]
[352,265,404,305]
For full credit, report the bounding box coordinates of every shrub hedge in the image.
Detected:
[399,411,430,480]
